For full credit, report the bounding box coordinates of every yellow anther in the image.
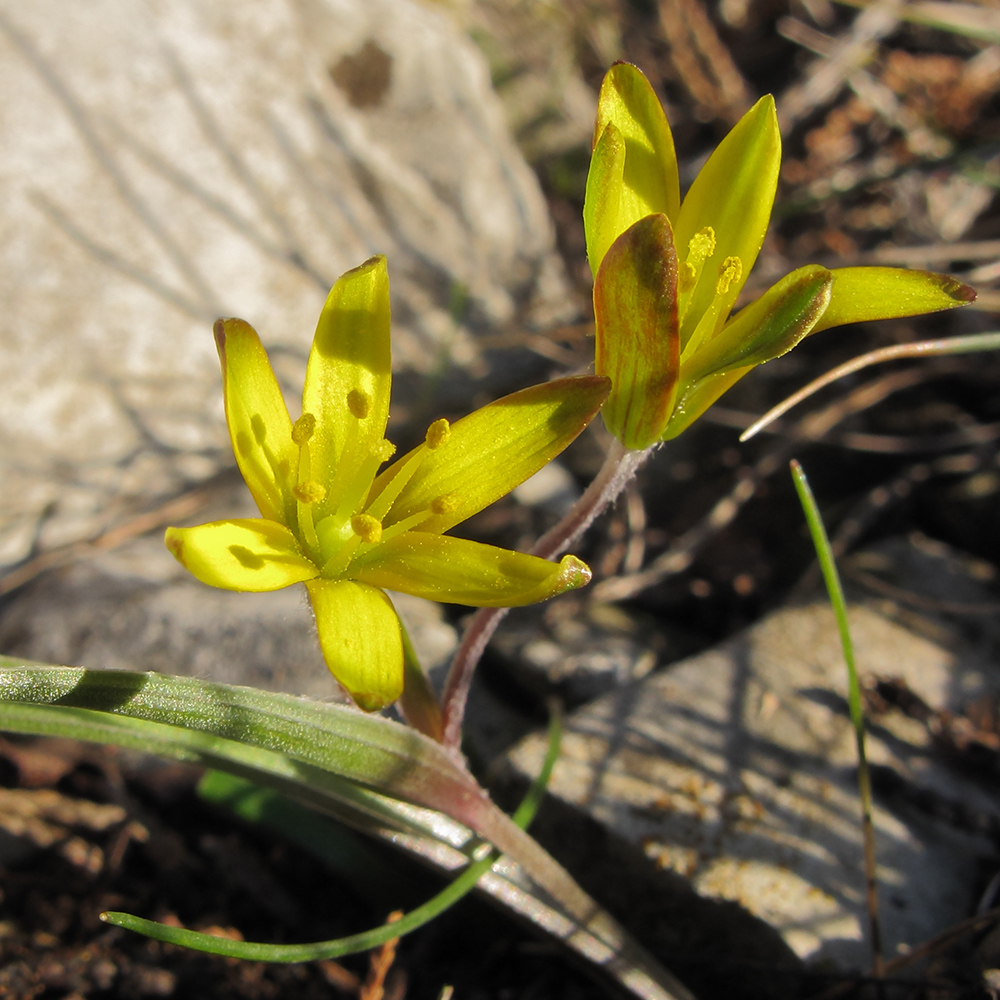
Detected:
[678,261,698,294]
[347,388,372,419]
[687,227,716,265]
[291,412,316,445]
[715,256,743,296]
[431,494,459,515]
[374,439,396,463]
[425,418,451,450]
[351,513,383,544]
[293,480,327,504]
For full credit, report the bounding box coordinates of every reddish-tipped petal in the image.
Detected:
[811,267,976,334]
[594,214,680,449]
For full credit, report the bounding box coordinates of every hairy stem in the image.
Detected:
[440,438,651,751]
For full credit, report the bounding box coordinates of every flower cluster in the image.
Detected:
[585,63,975,449]
[166,256,608,711]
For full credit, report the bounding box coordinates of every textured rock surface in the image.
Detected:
[0,0,568,566]
[507,599,1000,970]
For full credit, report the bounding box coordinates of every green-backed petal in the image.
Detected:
[680,265,833,385]
[305,579,403,711]
[584,64,680,275]
[302,255,392,515]
[661,365,752,440]
[595,214,680,449]
[674,95,781,346]
[583,122,627,276]
[353,533,592,607]
[164,519,317,592]
[374,375,610,535]
[214,318,296,524]
[810,267,976,334]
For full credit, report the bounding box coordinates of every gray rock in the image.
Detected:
[0,0,569,566]
[506,600,1000,971]
[489,597,685,706]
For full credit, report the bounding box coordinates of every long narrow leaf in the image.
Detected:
[99,706,565,961]
[790,461,883,978]
[0,658,691,1000]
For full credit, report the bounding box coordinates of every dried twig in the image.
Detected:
[0,484,221,596]
[656,0,751,123]
[360,911,404,1000]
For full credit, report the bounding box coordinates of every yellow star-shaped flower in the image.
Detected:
[166,256,608,711]
[585,63,975,449]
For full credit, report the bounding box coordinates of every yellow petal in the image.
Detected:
[353,533,592,607]
[674,96,781,347]
[306,579,403,711]
[374,375,610,535]
[583,122,627,276]
[215,318,296,524]
[594,214,680,449]
[164,520,317,591]
[810,267,976,334]
[302,255,392,517]
[584,63,680,274]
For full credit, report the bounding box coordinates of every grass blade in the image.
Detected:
[99,705,564,961]
[790,459,883,979]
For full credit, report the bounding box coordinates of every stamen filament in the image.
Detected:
[296,497,322,558]
[365,446,429,523]
[681,255,743,360]
[320,532,363,578]
[332,443,394,529]
[377,507,438,545]
[677,227,716,327]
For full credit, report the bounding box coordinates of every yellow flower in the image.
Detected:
[585,63,975,449]
[166,256,609,711]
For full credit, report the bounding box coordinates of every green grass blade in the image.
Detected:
[99,707,564,962]
[790,459,883,977]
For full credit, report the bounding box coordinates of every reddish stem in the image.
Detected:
[440,439,650,751]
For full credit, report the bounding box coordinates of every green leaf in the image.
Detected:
[100,707,566,963]
[0,659,691,1000]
